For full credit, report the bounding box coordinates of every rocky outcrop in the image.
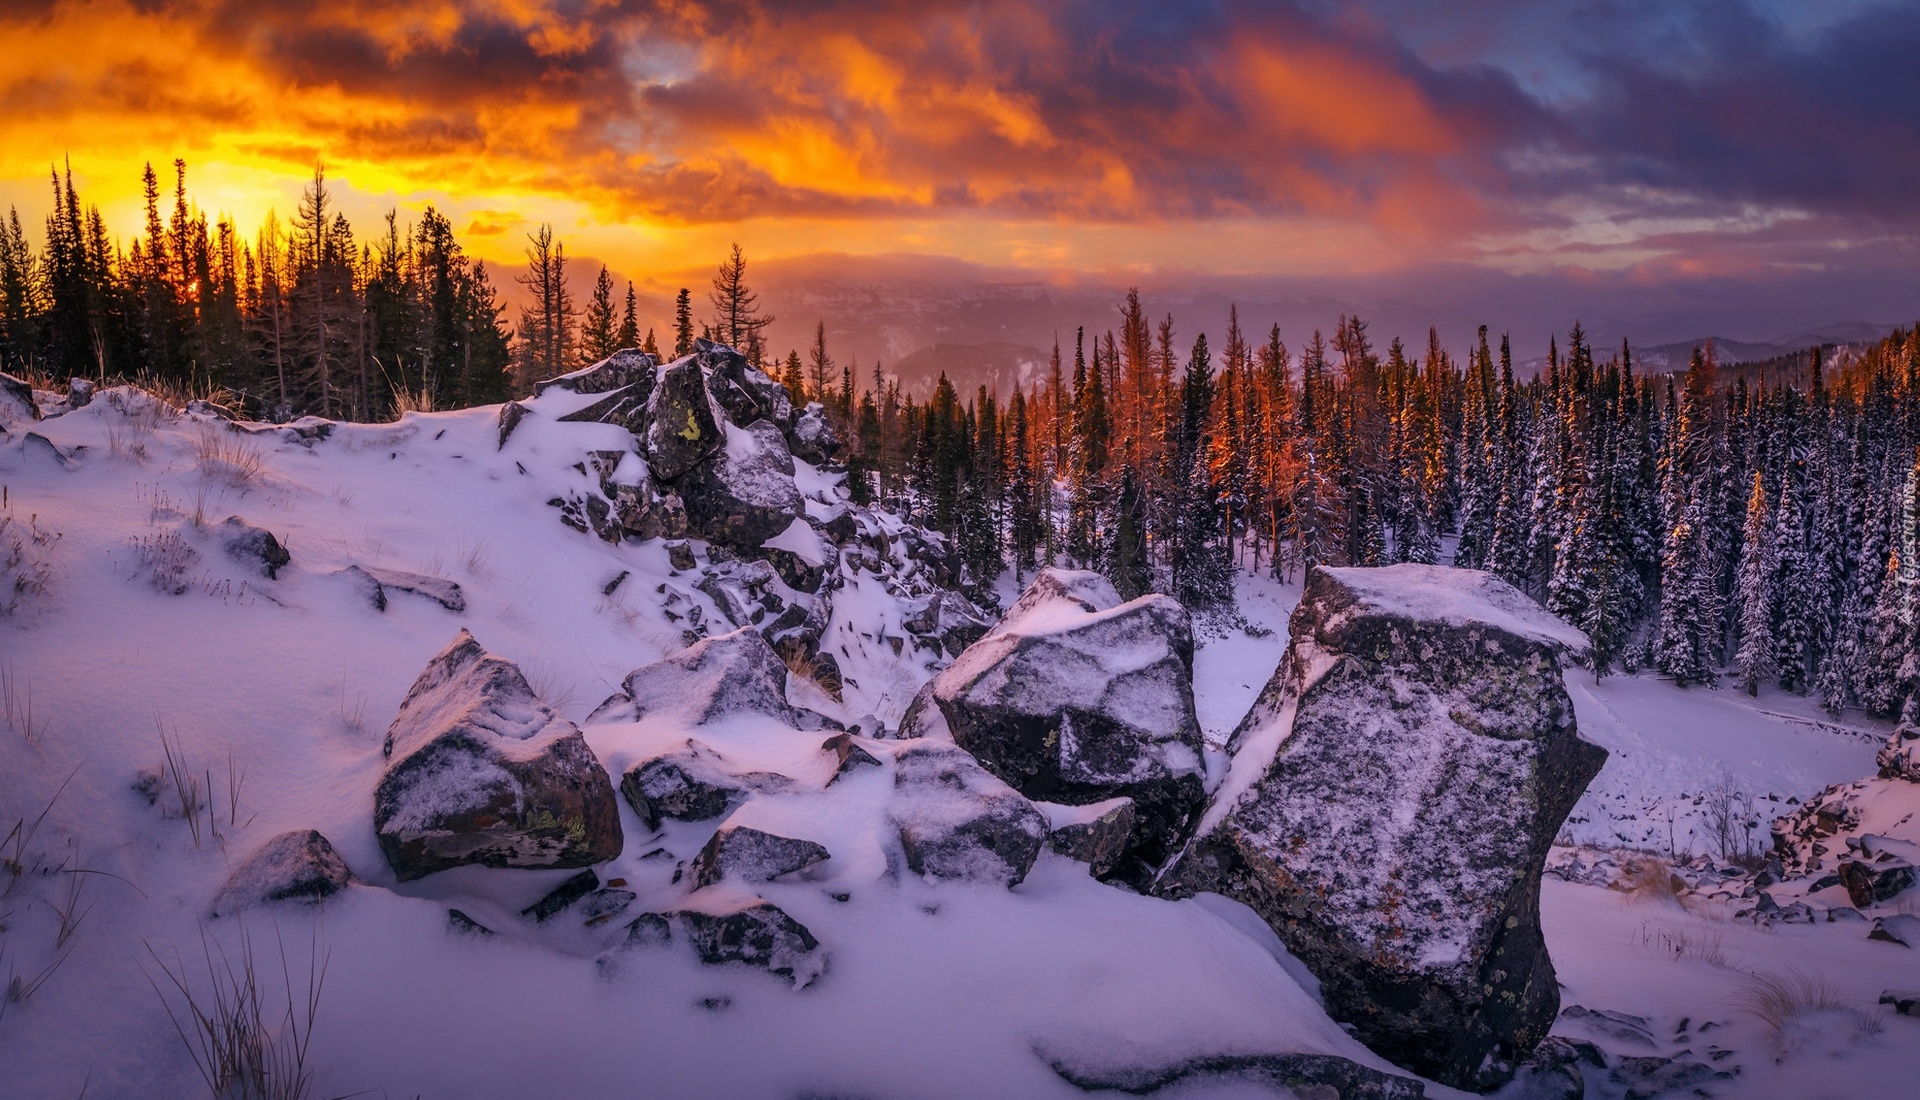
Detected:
[788,401,841,465]
[212,830,353,916]
[624,896,827,987]
[374,630,623,881]
[593,627,798,727]
[1164,565,1605,1091]
[539,348,657,397]
[890,741,1047,887]
[699,341,794,432]
[644,357,724,480]
[910,568,1205,886]
[678,420,804,551]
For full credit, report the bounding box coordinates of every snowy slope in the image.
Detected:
[2,386,1916,1098]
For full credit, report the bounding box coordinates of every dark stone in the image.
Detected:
[902,591,993,656]
[1504,1036,1602,1100]
[558,382,654,435]
[374,630,624,881]
[918,568,1205,886]
[1043,1049,1426,1099]
[448,908,495,936]
[580,888,636,926]
[665,539,697,571]
[1870,914,1920,946]
[764,522,837,593]
[335,565,466,612]
[673,897,825,987]
[1879,989,1920,1016]
[1840,857,1915,908]
[496,401,528,449]
[537,348,657,396]
[2,372,44,422]
[644,357,724,480]
[1164,565,1606,1092]
[622,912,673,947]
[691,824,831,888]
[67,377,95,409]
[822,733,882,785]
[1043,798,1137,878]
[1879,725,1920,782]
[212,830,353,916]
[594,627,797,727]
[522,869,601,922]
[217,515,290,579]
[698,342,794,431]
[675,420,803,551]
[787,401,841,465]
[618,740,794,831]
[890,742,1046,888]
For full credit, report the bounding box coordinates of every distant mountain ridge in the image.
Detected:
[889,342,1050,399]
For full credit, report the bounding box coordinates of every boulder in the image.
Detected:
[628,896,826,987]
[903,590,993,656]
[691,824,830,888]
[594,628,797,727]
[676,420,804,551]
[763,519,837,593]
[1164,565,1606,1091]
[558,383,653,435]
[374,630,624,881]
[1878,725,1920,783]
[0,371,40,426]
[1880,989,1920,1016]
[698,341,794,431]
[1840,856,1916,908]
[1043,1049,1426,1099]
[822,733,882,785]
[665,539,697,571]
[644,357,724,480]
[890,741,1047,887]
[217,515,290,579]
[212,830,353,916]
[1870,913,1920,946]
[618,740,795,831]
[496,400,528,449]
[1041,798,1137,878]
[67,377,95,409]
[336,565,466,613]
[523,869,601,922]
[787,402,841,465]
[914,568,1205,885]
[538,348,657,396]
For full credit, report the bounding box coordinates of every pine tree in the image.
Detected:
[616,281,640,350]
[1171,334,1230,609]
[807,321,833,406]
[513,223,573,390]
[708,243,771,360]
[673,288,693,357]
[1734,472,1776,695]
[781,350,806,405]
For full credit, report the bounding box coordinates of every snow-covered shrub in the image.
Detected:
[132,530,198,595]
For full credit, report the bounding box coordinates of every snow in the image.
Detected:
[1319,563,1592,655]
[763,517,829,567]
[2,387,1916,1097]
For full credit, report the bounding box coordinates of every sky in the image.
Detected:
[1,0,1917,354]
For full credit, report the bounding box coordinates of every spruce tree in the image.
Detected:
[1734,472,1776,695]
[673,288,693,357]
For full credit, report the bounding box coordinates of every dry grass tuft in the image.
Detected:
[783,647,844,700]
[1736,966,1883,1051]
[1615,855,1689,904]
[143,923,330,1100]
[389,385,432,419]
[191,424,266,490]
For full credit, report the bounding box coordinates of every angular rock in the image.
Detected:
[217,515,290,579]
[374,630,624,881]
[677,420,804,551]
[0,371,40,425]
[918,568,1205,885]
[594,627,797,727]
[672,896,825,987]
[1043,1049,1426,1099]
[618,740,794,831]
[644,357,724,480]
[822,733,882,785]
[336,565,466,613]
[691,824,830,888]
[1880,989,1920,1016]
[1042,797,1137,878]
[496,400,528,449]
[538,348,657,396]
[762,594,829,667]
[523,869,601,922]
[212,830,353,916]
[1165,565,1606,1091]
[695,559,780,630]
[68,377,95,410]
[890,742,1047,887]
[1869,913,1920,946]
[558,383,653,435]
[699,341,794,431]
[1505,1036,1603,1100]
[787,402,841,465]
[902,590,993,657]
[1840,857,1915,908]
[665,539,697,571]
[580,888,637,926]
[448,908,496,936]
[1878,725,1920,782]
[763,518,837,593]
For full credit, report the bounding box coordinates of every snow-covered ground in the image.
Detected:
[2,389,1917,1097]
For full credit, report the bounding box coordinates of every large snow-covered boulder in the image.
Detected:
[1165,565,1604,1091]
[890,741,1048,887]
[677,420,805,551]
[909,568,1205,885]
[374,631,624,881]
[592,627,797,727]
[537,348,657,396]
[698,340,795,432]
[644,357,725,480]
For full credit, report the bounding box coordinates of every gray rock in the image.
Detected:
[1043,1048,1426,1098]
[1042,798,1137,878]
[618,740,794,831]
[212,830,353,916]
[1879,725,1920,782]
[902,590,993,656]
[1165,565,1606,1091]
[0,371,41,424]
[787,401,841,465]
[822,733,882,785]
[448,908,495,936]
[594,627,797,727]
[665,539,697,571]
[537,348,657,396]
[374,630,623,881]
[890,742,1047,888]
[691,824,830,888]
[580,888,636,926]
[1869,913,1920,946]
[699,342,794,431]
[644,357,724,480]
[1504,1036,1603,1100]
[918,568,1205,886]
[217,515,290,579]
[676,420,804,551]
[496,400,528,449]
[523,869,600,922]
[67,377,94,409]
[1840,857,1915,908]
[671,896,825,987]
[335,565,466,613]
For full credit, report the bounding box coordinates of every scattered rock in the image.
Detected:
[917,568,1206,885]
[1041,798,1137,878]
[1879,989,1920,1016]
[336,565,466,613]
[1839,857,1915,908]
[580,888,637,926]
[0,371,41,425]
[1879,725,1920,782]
[665,538,697,571]
[496,400,528,449]
[691,824,831,888]
[448,908,495,936]
[522,869,601,923]
[902,590,992,656]
[593,627,799,727]
[1164,565,1605,1091]
[1869,913,1920,947]
[822,733,882,785]
[217,515,290,579]
[618,740,794,831]
[1505,1036,1603,1100]
[787,402,841,465]
[374,630,624,881]
[67,377,95,410]
[669,896,826,988]
[890,742,1047,888]
[212,830,353,916]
